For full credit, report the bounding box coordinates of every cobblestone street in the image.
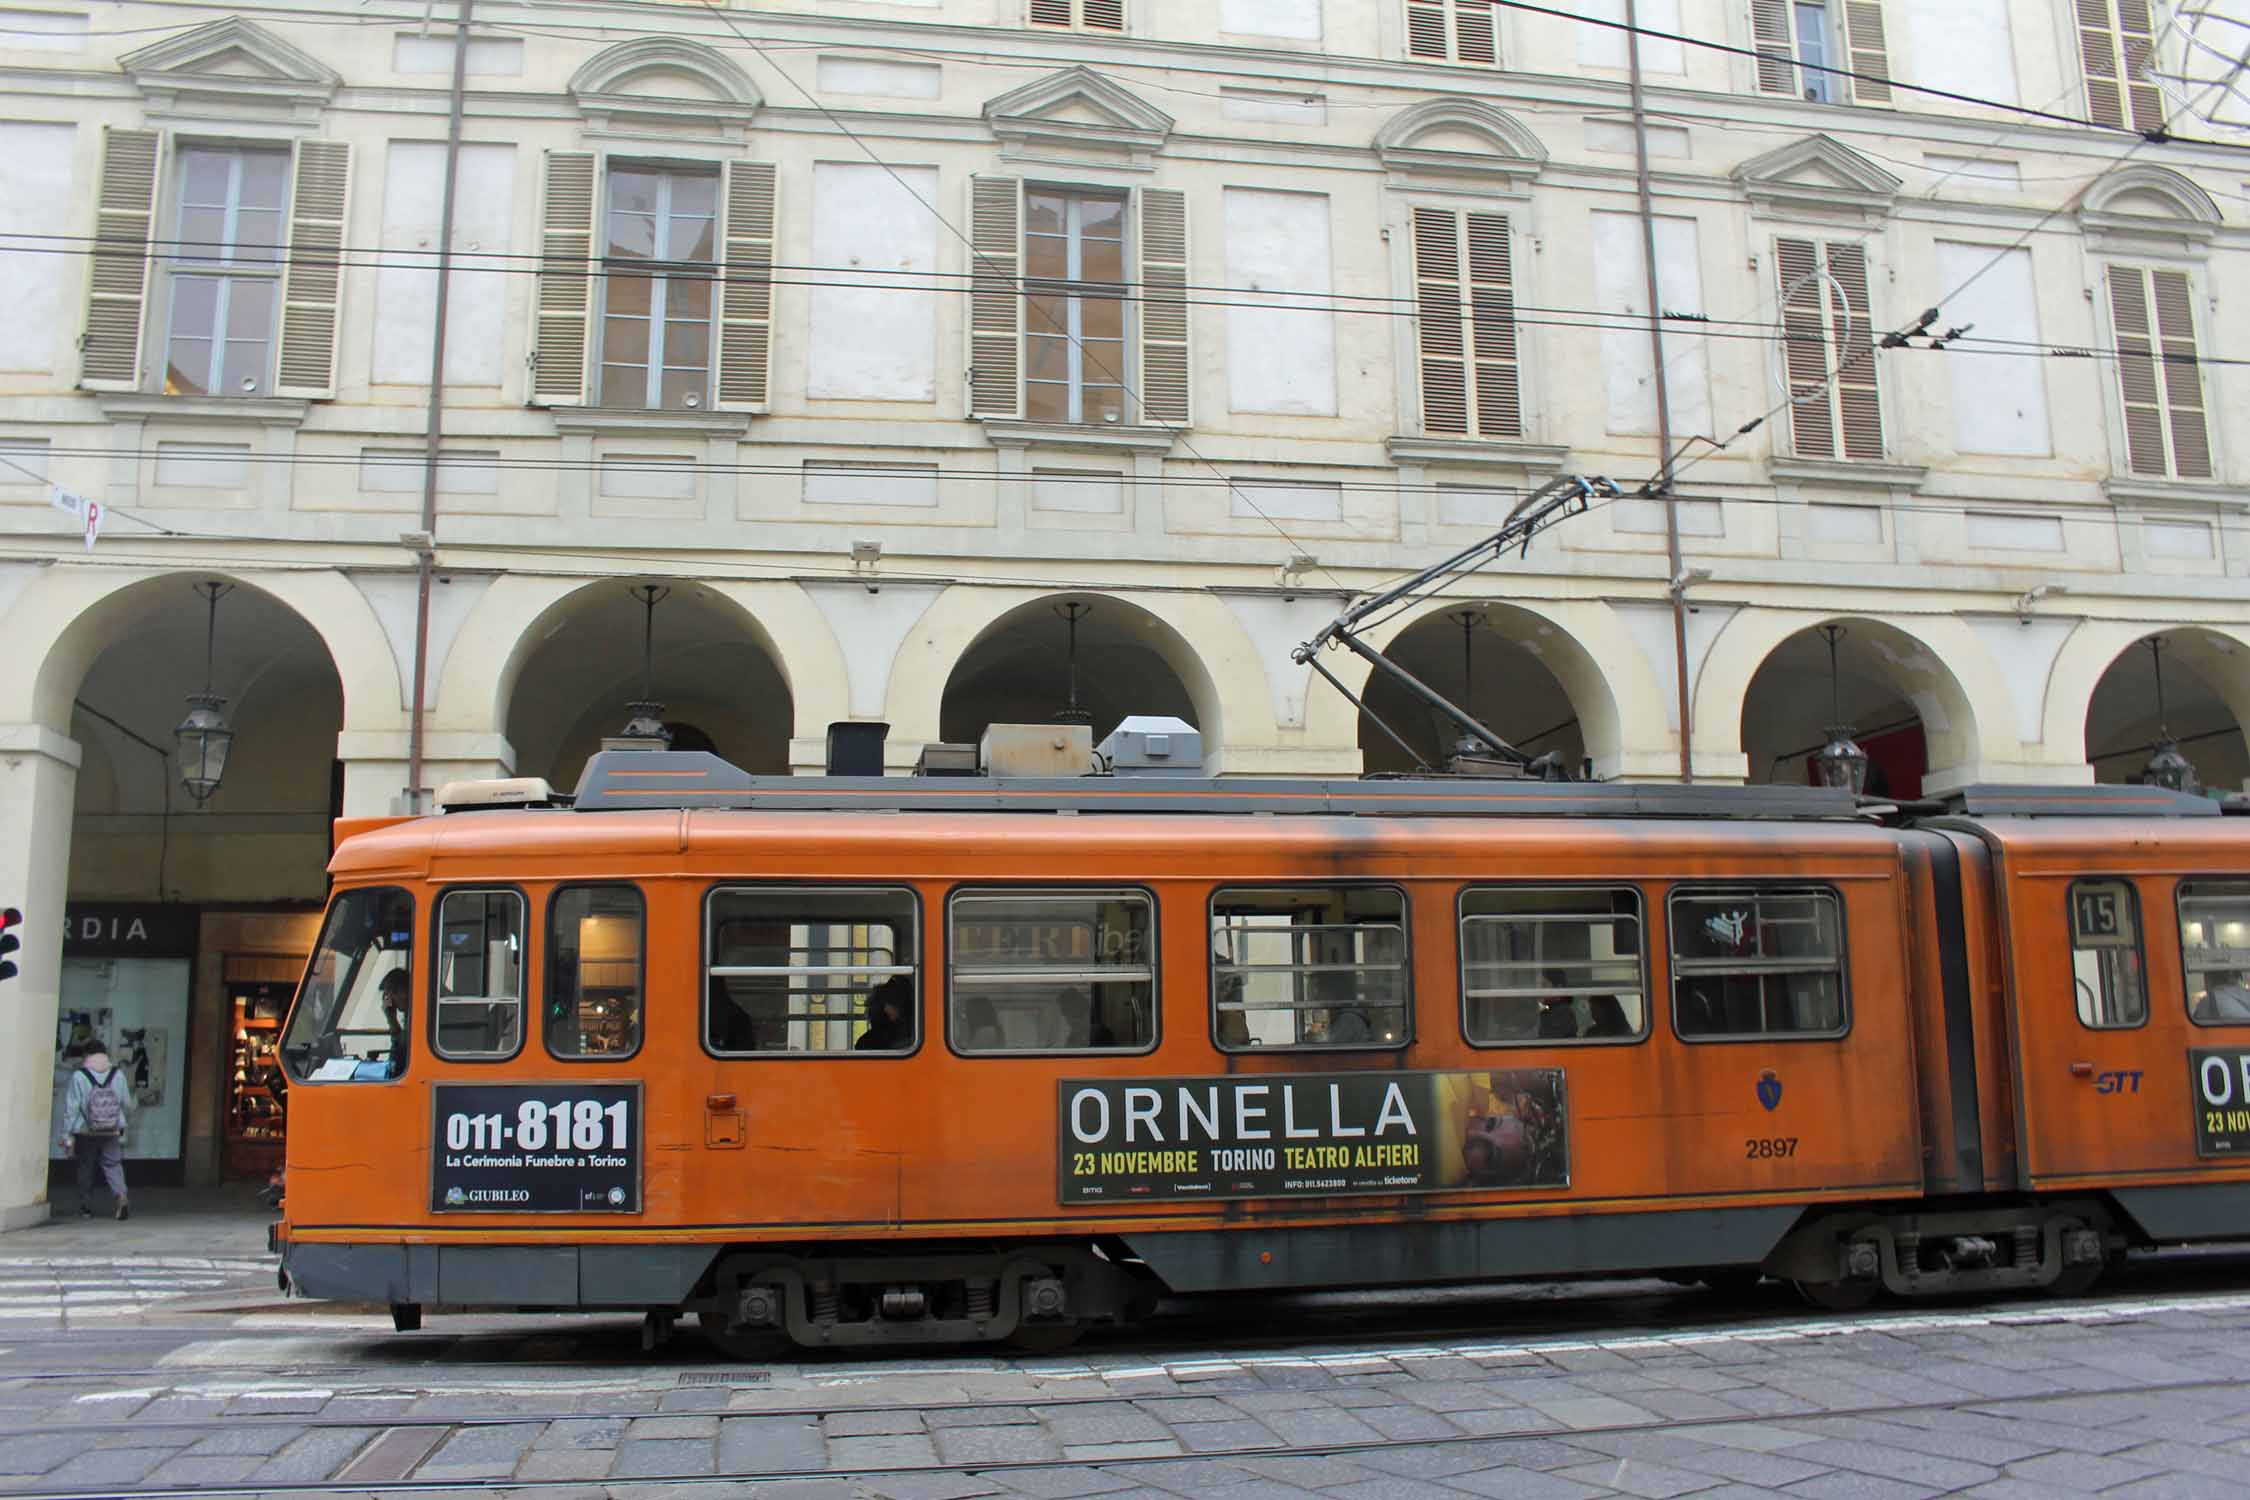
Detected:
[0,1224,2247,1499]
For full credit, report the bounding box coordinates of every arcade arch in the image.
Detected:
[2080,627,2250,792]
[67,581,345,903]
[1355,604,1598,776]
[1705,611,2009,793]
[0,566,370,1211]
[933,592,1219,758]
[503,579,797,790]
[1737,621,1948,797]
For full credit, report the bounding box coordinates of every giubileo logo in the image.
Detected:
[1756,1070,1783,1112]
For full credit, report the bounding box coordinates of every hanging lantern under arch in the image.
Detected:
[174,581,236,806]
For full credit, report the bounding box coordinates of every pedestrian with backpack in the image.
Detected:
[60,1042,131,1220]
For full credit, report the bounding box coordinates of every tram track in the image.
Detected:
[5,1282,2248,1443]
[6,1260,2250,1396]
[0,1295,2111,1390]
[2,1370,2244,1500]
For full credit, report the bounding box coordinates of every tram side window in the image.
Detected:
[706,887,917,1055]
[1213,886,1409,1050]
[949,890,1155,1053]
[2180,880,2250,1025]
[1670,887,1847,1039]
[281,886,416,1083]
[433,889,523,1059]
[1462,887,1645,1044]
[548,886,646,1058]
[2069,878,2147,1029]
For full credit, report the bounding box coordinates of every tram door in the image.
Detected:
[2004,867,2243,1186]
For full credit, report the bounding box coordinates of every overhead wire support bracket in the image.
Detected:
[1292,475,1621,775]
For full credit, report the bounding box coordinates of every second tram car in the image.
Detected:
[272,752,2250,1351]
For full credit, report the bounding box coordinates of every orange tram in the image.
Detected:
[272,750,2250,1354]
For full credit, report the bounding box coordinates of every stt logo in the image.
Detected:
[1756,1071,1783,1112]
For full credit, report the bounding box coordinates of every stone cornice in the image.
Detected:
[1735,134,1902,225]
[1385,435,1569,473]
[1373,98,1546,197]
[2104,476,2248,511]
[567,37,761,139]
[981,420,1178,454]
[97,394,310,428]
[1767,457,1928,492]
[984,66,1173,169]
[120,17,338,125]
[548,408,752,439]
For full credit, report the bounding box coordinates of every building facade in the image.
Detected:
[1,0,2247,1218]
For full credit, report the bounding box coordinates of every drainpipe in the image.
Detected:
[1626,0,1694,783]
[405,0,473,811]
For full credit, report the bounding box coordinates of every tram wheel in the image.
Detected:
[2046,1257,2105,1299]
[1005,1321,1084,1354]
[1794,1276,1879,1312]
[697,1309,782,1362]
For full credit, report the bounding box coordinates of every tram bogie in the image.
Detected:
[270,752,2250,1352]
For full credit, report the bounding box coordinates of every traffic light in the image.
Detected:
[0,907,19,985]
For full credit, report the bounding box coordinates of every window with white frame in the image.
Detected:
[1406,0,1498,64]
[1024,187,1128,426]
[1749,0,1890,105]
[163,146,288,397]
[598,165,719,409]
[2106,264,2212,481]
[1029,0,1123,31]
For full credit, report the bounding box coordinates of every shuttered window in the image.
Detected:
[1029,0,1123,31]
[966,175,1022,419]
[2108,265,2212,480]
[1406,0,1498,65]
[971,177,1192,427]
[275,141,350,400]
[1137,188,1190,426]
[1775,237,1883,461]
[533,158,773,412]
[2078,0,2165,132]
[1751,1,1888,104]
[1412,206,1521,440]
[716,161,776,411]
[80,127,161,391]
[104,139,353,402]
[532,151,595,405]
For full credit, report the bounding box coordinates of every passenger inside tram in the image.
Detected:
[1585,993,1632,1037]
[958,994,1004,1050]
[379,970,411,1078]
[855,976,914,1051]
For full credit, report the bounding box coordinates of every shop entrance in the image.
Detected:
[223,955,299,1182]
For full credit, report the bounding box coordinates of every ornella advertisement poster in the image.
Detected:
[1057,1069,1567,1203]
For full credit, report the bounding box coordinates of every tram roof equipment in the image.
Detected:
[547,749,2224,822]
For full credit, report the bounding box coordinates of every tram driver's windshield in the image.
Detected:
[282,887,416,1083]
